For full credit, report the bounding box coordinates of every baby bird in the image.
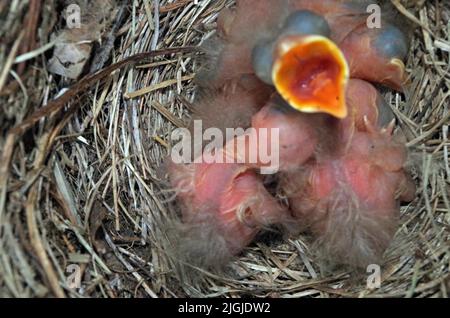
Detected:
[166,1,416,271]
[288,0,410,90]
[278,79,415,268]
[167,74,413,268]
[249,79,396,169]
[166,149,292,268]
[280,121,415,267]
[198,0,409,121]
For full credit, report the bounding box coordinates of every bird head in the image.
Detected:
[252,10,349,119]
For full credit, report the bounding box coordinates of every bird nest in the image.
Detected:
[0,0,449,298]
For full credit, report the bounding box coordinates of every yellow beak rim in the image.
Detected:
[272,35,350,119]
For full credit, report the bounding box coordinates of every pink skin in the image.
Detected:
[284,126,416,228]
[205,0,407,90]
[316,127,413,208]
[339,78,397,144]
[280,124,416,267]
[275,77,413,221]
[323,79,415,208]
[195,96,318,172]
[170,79,393,252]
[339,25,407,91]
[242,79,392,170]
[168,159,290,256]
[278,97,416,266]
[167,93,319,256]
[249,98,318,171]
[344,79,382,131]
[172,61,414,265]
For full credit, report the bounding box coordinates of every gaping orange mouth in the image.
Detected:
[273,35,349,119]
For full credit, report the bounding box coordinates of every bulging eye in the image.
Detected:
[375,25,408,60]
[281,10,331,38]
[252,40,275,85]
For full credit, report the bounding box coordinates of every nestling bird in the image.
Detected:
[167,76,412,267]
[166,154,293,268]
[165,0,416,270]
[198,0,409,120]
[280,120,416,267]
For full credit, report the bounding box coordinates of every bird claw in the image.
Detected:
[363,115,376,134]
[381,118,396,136]
[364,115,396,137]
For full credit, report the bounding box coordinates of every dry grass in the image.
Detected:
[0,0,449,298]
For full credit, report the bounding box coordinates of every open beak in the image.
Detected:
[272,35,349,119]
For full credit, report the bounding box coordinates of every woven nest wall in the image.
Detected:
[0,0,449,298]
